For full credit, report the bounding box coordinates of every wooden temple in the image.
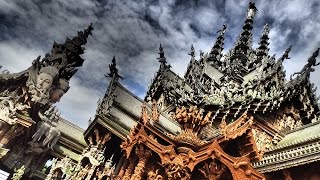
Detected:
[0,2,320,180]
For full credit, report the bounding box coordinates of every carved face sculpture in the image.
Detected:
[50,89,65,103]
[36,72,53,93]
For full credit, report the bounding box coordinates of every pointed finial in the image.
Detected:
[217,24,227,36]
[246,2,258,20]
[209,24,227,63]
[158,44,165,60]
[106,55,122,79]
[256,23,270,59]
[157,44,169,68]
[188,44,195,58]
[262,23,270,36]
[234,3,257,54]
[279,44,292,62]
[109,154,114,161]
[311,48,320,61]
[65,23,94,54]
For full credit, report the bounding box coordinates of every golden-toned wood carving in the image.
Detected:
[122,156,137,180]
[252,128,272,158]
[165,155,191,180]
[175,106,212,134]
[220,112,253,140]
[131,145,152,180]
[147,168,164,180]
[168,106,212,146]
[199,159,226,180]
[141,102,149,125]
[121,104,265,180]
[151,100,160,123]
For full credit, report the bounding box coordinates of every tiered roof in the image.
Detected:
[93,2,320,175]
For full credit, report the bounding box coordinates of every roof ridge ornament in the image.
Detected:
[278,44,292,63]
[209,24,227,63]
[106,55,123,80]
[157,44,171,69]
[234,2,257,54]
[292,48,320,77]
[246,2,258,20]
[188,44,195,62]
[257,24,270,60]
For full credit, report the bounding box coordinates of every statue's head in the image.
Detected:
[50,78,70,103]
[36,66,59,93]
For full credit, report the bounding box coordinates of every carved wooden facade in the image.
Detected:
[82,2,320,180]
[0,25,93,179]
[2,1,320,180]
[118,103,265,180]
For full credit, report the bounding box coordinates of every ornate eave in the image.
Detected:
[120,103,266,179]
[253,121,320,173]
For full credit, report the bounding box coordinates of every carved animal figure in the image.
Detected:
[32,121,52,143]
[43,126,61,149]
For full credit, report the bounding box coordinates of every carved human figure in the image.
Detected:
[50,78,70,103]
[36,66,59,94]
[28,66,59,103]
[199,160,226,179]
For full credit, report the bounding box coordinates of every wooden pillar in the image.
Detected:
[0,124,11,145]
[130,145,152,180]
[122,156,138,180]
[116,157,129,179]
[0,125,24,147]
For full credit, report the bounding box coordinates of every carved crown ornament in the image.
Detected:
[120,101,267,180]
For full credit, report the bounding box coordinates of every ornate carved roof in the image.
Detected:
[91,2,320,177]
[144,2,319,127]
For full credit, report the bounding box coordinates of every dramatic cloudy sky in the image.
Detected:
[1,0,319,129]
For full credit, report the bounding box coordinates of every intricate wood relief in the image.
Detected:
[122,156,137,180]
[168,106,212,146]
[252,128,272,157]
[199,160,227,180]
[220,112,253,140]
[165,155,191,180]
[130,145,152,180]
[147,168,164,180]
[121,105,265,180]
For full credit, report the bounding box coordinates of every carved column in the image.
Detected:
[122,156,138,180]
[116,157,129,179]
[130,145,152,180]
[0,125,24,147]
[85,165,96,180]
[0,123,10,139]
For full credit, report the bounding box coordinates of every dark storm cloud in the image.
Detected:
[1,0,319,128]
